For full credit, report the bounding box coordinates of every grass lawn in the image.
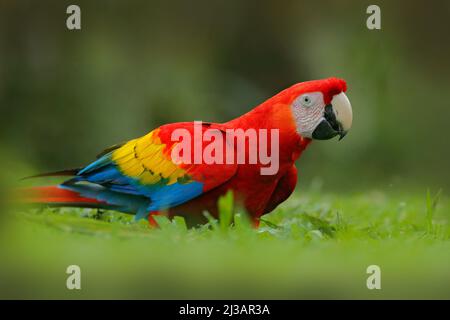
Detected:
[0,188,449,299]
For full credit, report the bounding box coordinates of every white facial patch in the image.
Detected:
[291,92,325,138]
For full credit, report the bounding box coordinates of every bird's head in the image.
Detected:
[286,77,352,140]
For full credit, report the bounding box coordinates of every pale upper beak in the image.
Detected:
[332,92,353,135]
[312,92,353,140]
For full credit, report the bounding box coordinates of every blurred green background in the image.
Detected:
[0,0,450,300]
[1,0,450,190]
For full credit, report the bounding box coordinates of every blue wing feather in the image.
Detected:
[64,153,204,220]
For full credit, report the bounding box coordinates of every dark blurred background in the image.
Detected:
[1,0,449,191]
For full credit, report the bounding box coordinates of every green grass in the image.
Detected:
[0,189,449,299]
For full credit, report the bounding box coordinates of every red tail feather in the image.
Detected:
[22,186,103,206]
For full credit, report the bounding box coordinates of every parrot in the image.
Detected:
[23,77,352,227]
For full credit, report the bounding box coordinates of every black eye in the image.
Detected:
[301,95,313,107]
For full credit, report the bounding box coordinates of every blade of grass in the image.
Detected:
[218,190,234,231]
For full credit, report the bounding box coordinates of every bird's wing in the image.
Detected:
[68,122,238,216]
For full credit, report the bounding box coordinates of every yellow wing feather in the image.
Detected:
[112,129,188,185]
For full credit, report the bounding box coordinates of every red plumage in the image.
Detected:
[22,186,105,207]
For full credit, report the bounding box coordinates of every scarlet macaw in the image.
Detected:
[25,77,352,227]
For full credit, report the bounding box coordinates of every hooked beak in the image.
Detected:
[312,92,353,140]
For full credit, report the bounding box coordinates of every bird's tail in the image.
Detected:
[20,185,108,209]
[19,168,109,209]
[19,169,153,222]
[20,185,159,226]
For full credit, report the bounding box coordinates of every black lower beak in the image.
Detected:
[312,119,339,140]
[311,104,347,140]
